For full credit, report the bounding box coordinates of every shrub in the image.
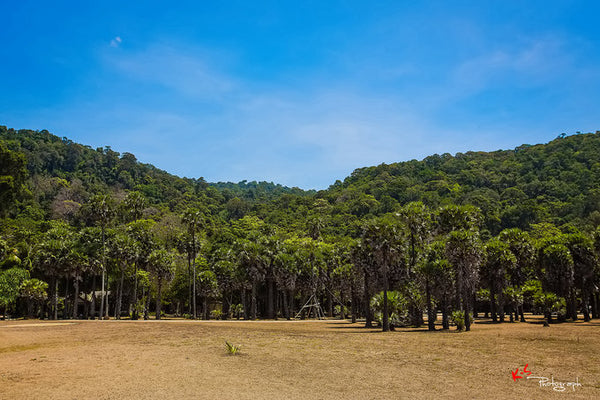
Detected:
[451,311,473,331]
[224,341,241,356]
[370,291,408,327]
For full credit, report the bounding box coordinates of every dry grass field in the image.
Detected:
[1,316,598,399]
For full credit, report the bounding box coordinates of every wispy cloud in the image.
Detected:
[46,31,595,189]
[110,36,122,48]
[105,43,235,99]
[451,35,571,96]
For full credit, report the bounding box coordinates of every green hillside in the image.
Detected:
[1,126,599,329]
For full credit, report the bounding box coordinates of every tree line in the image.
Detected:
[1,192,598,331]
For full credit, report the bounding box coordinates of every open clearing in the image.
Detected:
[1,317,598,399]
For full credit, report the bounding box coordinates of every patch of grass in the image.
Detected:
[224,341,241,356]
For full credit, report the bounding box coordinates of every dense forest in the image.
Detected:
[1,125,599,331]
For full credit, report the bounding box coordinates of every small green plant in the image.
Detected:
[231,304,244,319]
[451,311,465,331]
[211,309,223,320]
[224,341,241,356]
[451,311,473,331]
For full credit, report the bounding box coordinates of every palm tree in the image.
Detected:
[147,249,175,320]
[482,240,515,322]
[122,191,147,222]
[126,219,156,319]
[108,230,137,319]
[33,222,74,319]
[182,208,204,319]
[539,243,574,323]
[20,278,48,318]
[83,194,115,319]
[239,240,266,319]
[397,202,431,326]
[445,230,482,331]
[498,228,536,322]
[564,232,597,321]
[419,240,454,330]
[361,217,403,332]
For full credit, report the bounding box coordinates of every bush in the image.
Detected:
[371,291,408,327]
[451,311,473,331]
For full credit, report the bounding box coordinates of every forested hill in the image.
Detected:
[0,126,311,220]
[2,125,600,324]
[2,125,600,235]
[323,131,600,235]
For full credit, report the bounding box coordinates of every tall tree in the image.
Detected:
[539,243,574,322]
[361,217,403,332]
[147,249,175,320]
[445,230,482,331]
[82,194,115,318]
[498,228,536,322]
[182,208,204,319]
[481,240,516,322]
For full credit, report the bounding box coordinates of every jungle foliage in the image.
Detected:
[1,126,599,330]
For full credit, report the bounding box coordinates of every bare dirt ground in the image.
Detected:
[1,316,598,399]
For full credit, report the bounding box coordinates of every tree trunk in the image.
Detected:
[222,292,231,320]
[290,288,295,319]
[382,268,390,332]
[143,287,150,320]
[242,289,249,320]
[569,288,577,321]
[582,290,590,322]
[89,274,96,319]
[187,253,192,315]
[464,294,471,332]
[519,303,526,322]
[203,297,209,320]
[251,281,258,320]
[426,279,435,331]
[132,263,139,320]
[100,267,106,319]
[116,268,124,319]
[490,285,497,322]
[72,276,79,319]
[156,278,162,320]
[267,275,275,319]
[100,226,106,320]
[590,293,598,319]
[340,291,345,320]
[192,236,197,319]
[382,287,389,332]
[350,282,357,323]
[64,277,70,319]
[283,289,290,320]
[364,272,373,328]
[441,299,449,330]
[53,276,58,320]
[498,290,505,323]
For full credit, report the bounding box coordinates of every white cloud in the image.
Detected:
[110,36,122,48]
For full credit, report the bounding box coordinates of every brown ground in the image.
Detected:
[0,316,598,399]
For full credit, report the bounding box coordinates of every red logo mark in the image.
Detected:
[512,363,532,382]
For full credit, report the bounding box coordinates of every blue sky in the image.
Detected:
[2,1,600,189]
